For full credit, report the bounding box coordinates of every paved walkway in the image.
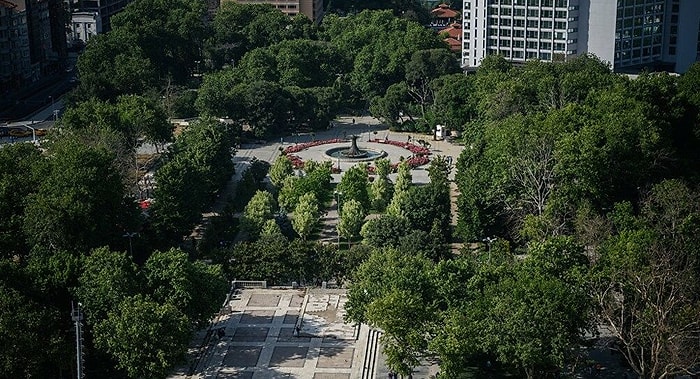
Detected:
[172,288,379,379]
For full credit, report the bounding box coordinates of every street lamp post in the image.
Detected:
[334,191,342,246]
[49,96,55,121]
[123,232,138,257]
[482,236,497,262]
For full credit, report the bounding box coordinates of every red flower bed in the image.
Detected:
[283,138,431,172]
[287,154,304,169]
[369,139,431,155]
[388,156,431,171]
[283,138,344,154]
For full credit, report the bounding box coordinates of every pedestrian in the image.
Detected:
[352,118,355,124]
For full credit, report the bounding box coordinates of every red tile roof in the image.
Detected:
[444,37,461,52]
[439,23,462,39]
[431,3,458,19]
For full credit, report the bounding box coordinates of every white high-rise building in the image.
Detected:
[462,0,700,73]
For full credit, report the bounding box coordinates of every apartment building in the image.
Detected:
[462,0,700,73]
[0,0,34,90]
[1,0,67,91]
[226,0,324,24]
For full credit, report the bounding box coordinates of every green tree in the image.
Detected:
[430,73,477,132]
[241,190,275,239]
[269,155,294,190]
[116,94,173,149]
[338,199,366,246]
[196,67,245,118]
[242,80,292,138]
[94,295,191,379]
[236,39,348,88]
[292,192,319,241]
[593,180,700,378]
[75,30,157,101]
[345,248,436,375]
[387,161,412,217]
[360,214,412,248]
[261,219,285,239]
[75,247,139,325]
[144,248,228,327]
[337,165,370,210]
[369,158,393,211]
[207,2,312,69]
[109,0,207,84]
[369,82,414,129]
[0,261,71,378]
[321,10,444,102]
[150,118,235,241]
[0,143,42,259]
[23,140,136,252]
[404,48,460,120]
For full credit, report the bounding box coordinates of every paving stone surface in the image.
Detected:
[317,347,354,368]
[269,346,309,368]
[223,347,262,368]
[313,374,351,379]
[180,288,375,379]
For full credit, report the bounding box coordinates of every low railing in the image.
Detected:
[231,280,267,289]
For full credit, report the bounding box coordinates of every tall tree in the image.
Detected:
[94,295,191,379]
[292,192,319,241]
[404,48,460,120]
[241,190,275,239]
[593,180,700,379]
[337,164,371,211]
[337,199,366,246]
[0,143,42,259]
[269,155,294,190]
[75,247,139,325]
[143,248,228,327]
[387,161,412,217]
[23,140,136,252]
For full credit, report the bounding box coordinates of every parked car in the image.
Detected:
[9,128,31,137]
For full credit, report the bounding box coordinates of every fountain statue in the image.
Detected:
[325,135,386,162]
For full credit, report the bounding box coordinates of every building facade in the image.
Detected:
[65,0,131,43]
[462,0,700,73]
[68,10,99,45]
[226,0,324,24]
[1,0,67,92]
[0,0,34,90]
